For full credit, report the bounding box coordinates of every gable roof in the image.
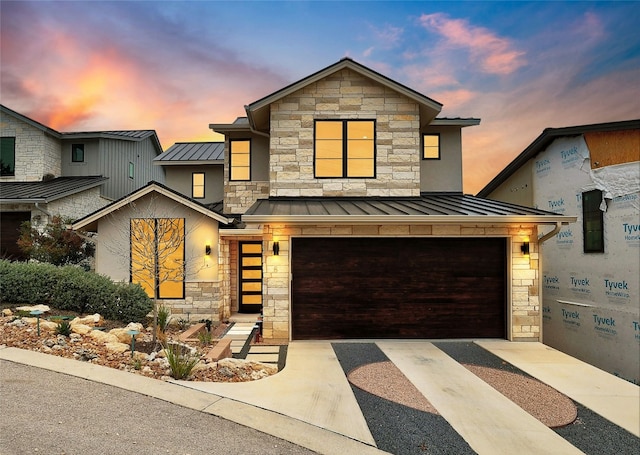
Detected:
[0,176,107,203]
[243,193,575,225]
[71,181,233,231]
[154,142,224,165]
[237,57,443,134]
[477,119,640,198]
[0,104,163,154]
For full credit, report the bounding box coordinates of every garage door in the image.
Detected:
[0,211,30,261]
[291,237,506,340]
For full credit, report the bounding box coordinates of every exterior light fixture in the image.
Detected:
[205,244,211,255]
[521,241,530,256]
[273,241,280,256]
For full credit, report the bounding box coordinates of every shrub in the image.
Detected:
[163,342,200,380]
[55,320,72,337]
[0,261,152,324]
[157,305,171,333]
[0,260,58,304]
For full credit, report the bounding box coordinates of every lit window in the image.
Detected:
[1,137,16,176]
[423,134,440,159]
[315,120,375,178]
[192,172,205,198]
[129,162,134,179]
[230,139,250,181]
[130,218,185,299]
[582,190,604,253]
[72,144,84,163]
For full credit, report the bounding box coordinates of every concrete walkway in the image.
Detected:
[1,340,638,455]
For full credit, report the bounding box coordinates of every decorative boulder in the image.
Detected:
[109,323,145,343]
[70,324,93,335]
[16,304,50,313]
[71,314,103,326]
[89,330,119,344]
[105,342,130,353]
[2,309,13,317]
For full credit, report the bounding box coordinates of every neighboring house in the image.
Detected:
[153,142,225,208]
[0,104,165,259]
[73,58,576,343]
[478,120,640,384]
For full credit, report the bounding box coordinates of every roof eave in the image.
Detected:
[431,118,481,127]
[153,160,224,166]
[241,214,577,225]
[209,123,252,134]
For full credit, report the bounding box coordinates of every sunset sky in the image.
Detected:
[1,1,638,194]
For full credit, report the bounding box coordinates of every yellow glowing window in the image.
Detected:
[315,120,375,178]
[192,172,205,198]
[130,218,185,299]
[230,139,251,181]
[423,134,440,159]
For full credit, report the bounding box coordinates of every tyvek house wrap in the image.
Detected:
[534,135,639,384]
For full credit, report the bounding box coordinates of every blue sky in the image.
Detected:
[2,1,638,192]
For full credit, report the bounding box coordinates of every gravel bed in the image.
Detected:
[332,342,475,455]
[434,341,640,455]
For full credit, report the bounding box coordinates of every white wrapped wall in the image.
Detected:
[535,135,639,384]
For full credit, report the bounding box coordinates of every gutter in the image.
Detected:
[537,222,563,244]
[34,202,52,217]
[242,214,577,225]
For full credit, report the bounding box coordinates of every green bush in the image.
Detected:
[0,260,58,304]
[0,260,152,323]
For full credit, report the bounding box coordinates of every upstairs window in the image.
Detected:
[582,189,604,253]
[1,137,16,176]
[192,172,205,199]
[315,120,375,178]
[230,139,251,181]
[128,162,135,179]
[423,134,440,159]
[72,144,85,162]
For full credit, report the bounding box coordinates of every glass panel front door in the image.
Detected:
[239,241,263,313]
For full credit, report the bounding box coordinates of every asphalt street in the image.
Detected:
[0,360,318,455]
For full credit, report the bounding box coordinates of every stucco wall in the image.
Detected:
[420,125,463,192]
[165,165,224,204]
[91,192,222,318]
[258,223,539,342]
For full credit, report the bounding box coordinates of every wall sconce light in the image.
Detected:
[521,241,530,256]
[272,241,280,256]
[205,244,211,256]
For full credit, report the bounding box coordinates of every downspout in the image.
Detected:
[537,222,562,244]
[34,202,51,217]
[535,221,562,343]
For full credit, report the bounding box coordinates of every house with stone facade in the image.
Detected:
[73,58,576,342]
[478,120,640,383]
[0,104,165,260]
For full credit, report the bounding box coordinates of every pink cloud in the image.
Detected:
[419,13,526,75]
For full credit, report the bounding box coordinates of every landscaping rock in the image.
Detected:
[89,330,119,344]
[2,309,12,317]
[15,304,50,313]
[109,323,144,343]
[71,324,93,335]
[105,342,130,353]
[71,314,103,326]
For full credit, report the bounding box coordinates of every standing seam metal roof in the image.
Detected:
[155,142,225,162]
[0,176,108,202]
[243,193,568,219]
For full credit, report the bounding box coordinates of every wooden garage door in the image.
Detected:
[291,237,506,340]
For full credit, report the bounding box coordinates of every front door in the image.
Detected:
[239,241,263,313]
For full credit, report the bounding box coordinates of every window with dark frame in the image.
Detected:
[71,144,84,163]
[582,189,604,253]
[1,137,16,176]
[192,172,205,198]
[315,120,375,178]
[423,134,440,159]
[230,139,251,181]
[128,162,134,179]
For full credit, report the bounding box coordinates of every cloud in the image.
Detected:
[418,13,527,75]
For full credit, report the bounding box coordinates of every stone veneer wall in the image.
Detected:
[260,223,540,341]
[157,280,223,321]
[48,188,109,222]
[0,112,62,181]
[269,68,422,198]
[223,180,269,215]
